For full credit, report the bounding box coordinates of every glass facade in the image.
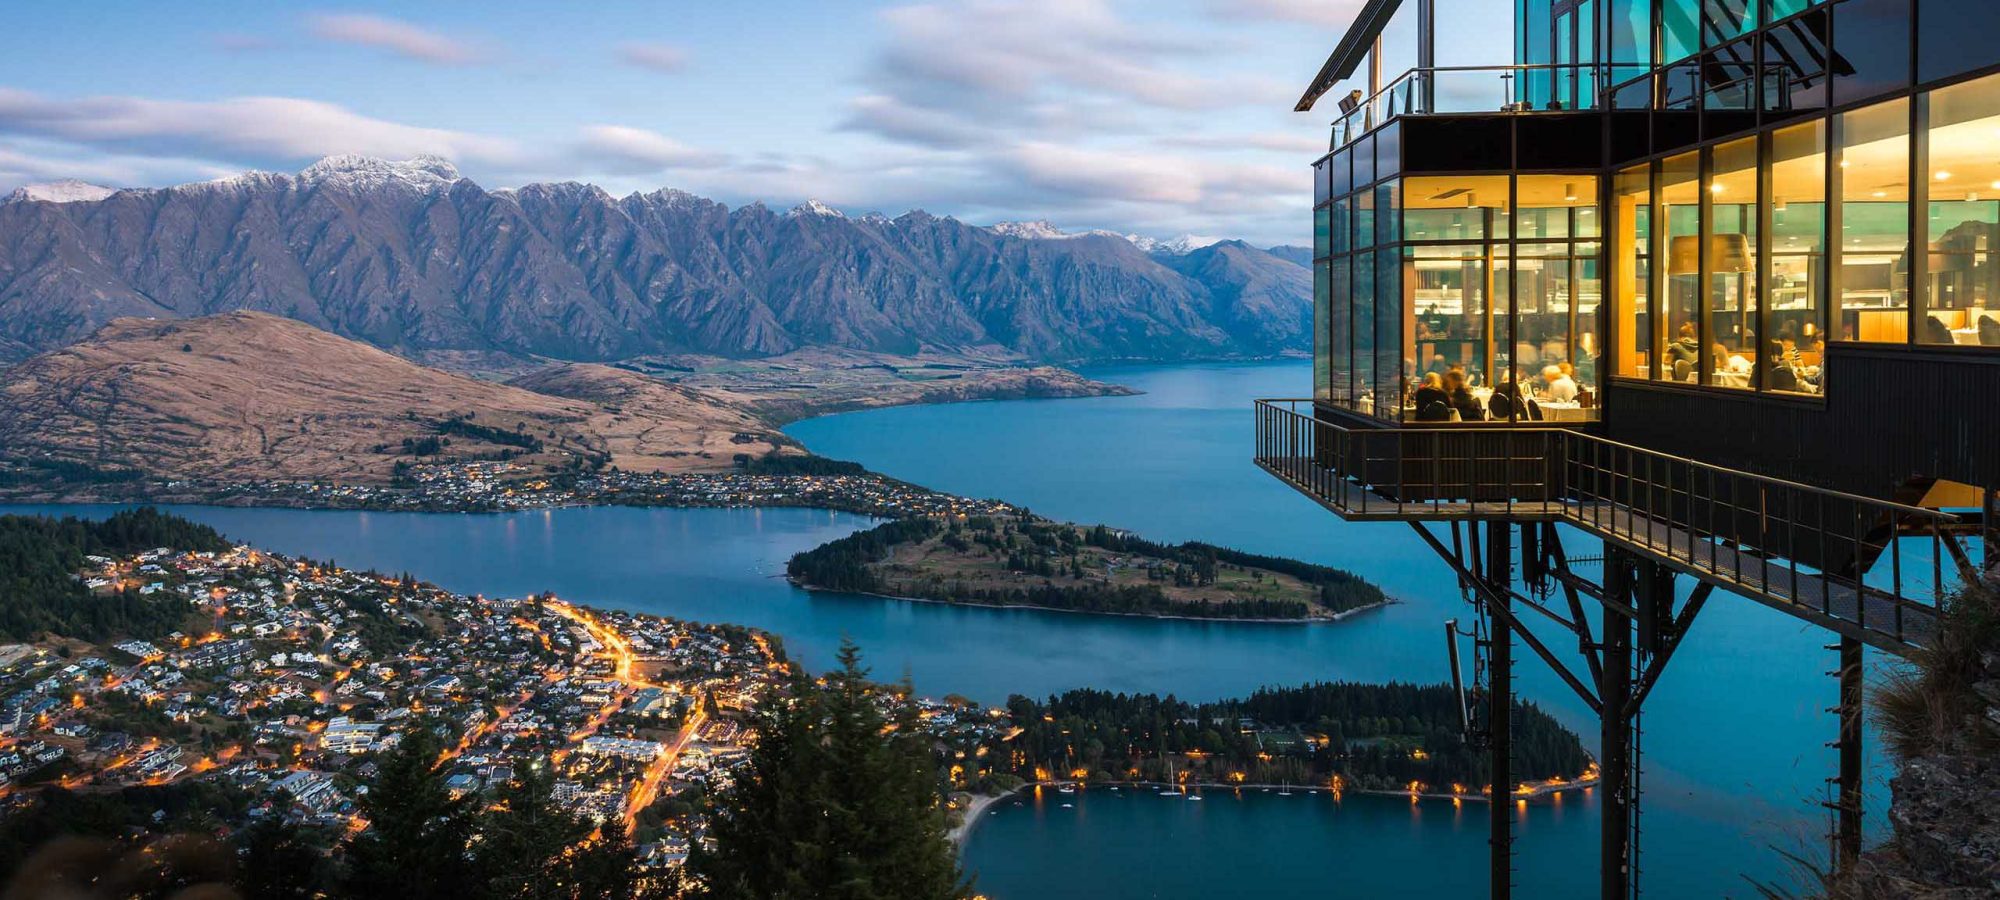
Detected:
[1313,0,2000,421]
[1319,170,1601,423]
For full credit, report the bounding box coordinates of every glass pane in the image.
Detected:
[1704,0,1756,46]
[1575,249,1603,402]
[1663,0,1701,62]
[1411,244,1490,412]
[1518,175,1597,240]
[1768,120,1827,393]
[1708,137,1758,388]
[1514,242,1576,400]
[1609,0,1651,64]
[1376,248,1406,421]
[1830,0,1910,108]
[1315,205,1331,259]
[1613,164,1655,378]
[1331,256,1353,406]
[1922,72,2000,347]
[1837,98,1910,343]
[1375,182,1399,249]
[1404,176,1508,241]
[1355,188,1376,251]
[1332,197,1352,256]
[1661,151,1703,382]
[1354,253,1376,415]
[1763,10,1829,120]
[1315,260,1330,400]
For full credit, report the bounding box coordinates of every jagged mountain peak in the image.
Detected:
[298,154,463,189]
[788,198,846,219]
[989,220,1071,240]
[4,179,117,204]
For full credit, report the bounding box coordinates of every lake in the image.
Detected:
[4,360,1883,897]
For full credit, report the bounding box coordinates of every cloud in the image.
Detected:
[0,88,518,167]
[1209,0,1367,27]
[576,125,727,171]
[306,13,480,65]
[618,42,689,74]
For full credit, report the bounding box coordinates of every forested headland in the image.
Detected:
[999,683,1593,795]
[787,515,1387,621]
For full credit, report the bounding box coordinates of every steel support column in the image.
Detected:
[1834,635,1864,874]
[1485,522,1515,900]
[1601,548,1635,900]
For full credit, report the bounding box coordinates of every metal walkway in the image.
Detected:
[1255,399,1964,656]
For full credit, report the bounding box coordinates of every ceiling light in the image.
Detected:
[1563,182,1577,201]
[1937,171,1953,181]
[1872,190,1886,198]
[1710,183,1725,194]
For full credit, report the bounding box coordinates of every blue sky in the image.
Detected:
[0,1,1508,244]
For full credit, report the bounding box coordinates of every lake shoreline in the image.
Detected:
[791,579,1399,625]
[955,771,1602,847]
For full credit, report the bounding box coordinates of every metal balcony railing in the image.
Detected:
[1254,399,1962,653]
[1328,63,1615,147]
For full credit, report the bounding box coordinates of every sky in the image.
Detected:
[0,0,1509,246]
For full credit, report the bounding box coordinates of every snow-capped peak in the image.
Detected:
[788,198,845,219]
[298,155,462,189]
[989,220,1073,240]
[5,179,117,204]
[1124,233,1226,255]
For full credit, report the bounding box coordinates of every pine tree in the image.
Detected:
[344,729,479,899]
[687,641,971,900]
[476,760,636,900]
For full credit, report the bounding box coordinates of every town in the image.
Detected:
[3,460,1023,521]
[0,540,1013,875]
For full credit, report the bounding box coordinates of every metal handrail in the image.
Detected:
[1253,398,1958,649]
[1255,398,1949,521]
[1327,62,1620,147]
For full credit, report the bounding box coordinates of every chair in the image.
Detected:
[1924,315,1956,345]
[1672,359,1693,382]
[1980,315,2000,346]
[1769,365,1798,393]
[1416,400,1452,422]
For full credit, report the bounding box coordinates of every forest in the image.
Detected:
[1000,683,1592,793]
[0,507,232,641]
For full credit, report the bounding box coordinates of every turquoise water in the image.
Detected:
[4,360,1885,896]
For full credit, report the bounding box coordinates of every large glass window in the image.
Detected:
[1836,98,1910,343]
[1409,243,1490,396]
[1613,164,1654,378]
[1354,252,1376,413]
[1376,247,1406,420]
[1315,258,1330,400]
[1767,120,1827,392]
[1922,72,2000,347]
[1332,256,1353,404]
[1660,151,1703,381]
[1707,137,1759,387]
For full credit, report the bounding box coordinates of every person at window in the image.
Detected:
[1539,365,1578,403]
[1412,373,1451,421]
[1442,369,1483,421]
[1488,381,1541,421]
[1665,322,1699,370]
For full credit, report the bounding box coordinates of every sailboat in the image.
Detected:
[1158,758,1183,796]
[1277,776,1292,797]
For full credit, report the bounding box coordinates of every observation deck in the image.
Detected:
[1254,398,1962,656]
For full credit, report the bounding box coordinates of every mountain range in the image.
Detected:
[0,156,1311,367]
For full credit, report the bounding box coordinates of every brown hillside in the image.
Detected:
[0,311,786,482]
